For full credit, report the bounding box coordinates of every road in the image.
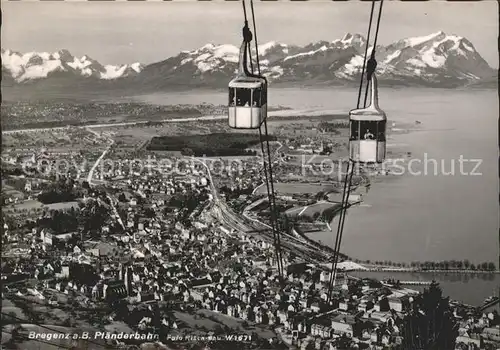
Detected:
[86,138,114,185]
[85,135,125,230]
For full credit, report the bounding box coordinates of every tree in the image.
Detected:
[144,208,155,218]
[336,333,353,349]
[118,193,126,202]
[181,147,194,156]
[315,191,325,201]
[348,280,363,296]
[79,200,111,236]
[401,281,458,349]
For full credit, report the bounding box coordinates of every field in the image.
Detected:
[255,182,335,195]
[174,310,275,340]
[3,199,44,211]
[44,201,80,210]
[109,120,234,154]
[148,132,276,157]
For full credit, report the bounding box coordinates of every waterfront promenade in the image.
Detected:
[353,266,500,274]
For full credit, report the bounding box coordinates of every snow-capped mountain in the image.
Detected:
[1,49,143,82]
[2,32,496,97]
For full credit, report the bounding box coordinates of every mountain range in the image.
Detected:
[2,32,497,100]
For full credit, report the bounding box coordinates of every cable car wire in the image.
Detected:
[263,119,285,280]
[327,0,384,302]
[329,0,384,299]
[363,0,384,109]
[328,0,384,300]
[250,0,261,76]
[257,125,283,275]
[241,0,285,281]
[250,0,285,281]
[356,0,377,111]
[242,0,254,74]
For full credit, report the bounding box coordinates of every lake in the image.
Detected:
[131,87,499,304]
[349,271,497,306]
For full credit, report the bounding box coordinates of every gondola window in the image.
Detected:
[229,88,236,107]
[252,87,262,107]
[352,120,386,141]
[236,88,252,107]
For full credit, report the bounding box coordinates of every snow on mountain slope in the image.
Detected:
[1,49,143,82]
[258,41,291,56]
[1,32,495,90]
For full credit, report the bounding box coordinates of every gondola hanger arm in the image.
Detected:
[366,54,378,81]
[242,22,253,43]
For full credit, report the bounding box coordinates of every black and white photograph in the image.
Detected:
[1,0,499,349]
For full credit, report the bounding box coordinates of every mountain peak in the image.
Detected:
[403,31,448,47]
[258,41,288,55]
[53,49,73,61]
[1,32,495,91]
[2,48,144,82]
[341,33,366,44]
[196,44,217,53]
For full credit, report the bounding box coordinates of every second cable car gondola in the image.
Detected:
[228,40,268,129]
[349,73,387,163]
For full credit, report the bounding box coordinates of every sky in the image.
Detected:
[2,1,498,67]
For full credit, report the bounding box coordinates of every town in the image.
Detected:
[2,113,499,350]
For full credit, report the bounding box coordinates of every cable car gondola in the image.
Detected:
[228,37,268,129]
[348,74,387,164]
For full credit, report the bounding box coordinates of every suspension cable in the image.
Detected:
[242,0,254,73]
[242,0,284,281]
[327,0,384,302]
[251,0,285,280]
[250,0,261,76]
[263,120,284,279]
[258,126,284,279]
[330,0,384,298]
[356,0,376,110]
[250,0,285,279]
[329,165,355,294]
[363,0,384,108]
[326,161,352,298]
